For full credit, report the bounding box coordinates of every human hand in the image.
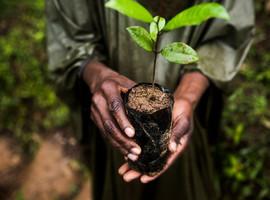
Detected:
[118,98,193,183]
[83,61,141,161]
[117,72,208,183]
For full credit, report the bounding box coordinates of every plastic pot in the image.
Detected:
[122,83,174,175]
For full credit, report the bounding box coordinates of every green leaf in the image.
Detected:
[150,22,158,41]
[105,0,153,23]
[126,26,153,52]
[164,3,230,31]
[150,16,166,41]
[161,42,198,64]
[153,16,166,31]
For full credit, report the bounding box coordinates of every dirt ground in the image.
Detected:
[0,130,92,200]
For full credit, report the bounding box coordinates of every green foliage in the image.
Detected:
[164,3,230,31]
[215,2,270,197]
[149,22,158,42]
[105,0,153,23]
[150,16,166,41]
[217,78,270,200]
[106,1,229,85]
[0,0,70,154]
[126,26,154,52]
[153,16,166,31]
[161,42,198,64]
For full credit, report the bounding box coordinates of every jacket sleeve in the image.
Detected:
[46,0,107,105]
[188,0,255,87]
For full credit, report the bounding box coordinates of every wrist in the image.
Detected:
[83,61,118,93]
[174,71,209,109]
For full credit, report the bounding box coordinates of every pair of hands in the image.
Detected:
[83,61,208,183]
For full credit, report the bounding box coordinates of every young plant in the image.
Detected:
[105,0,230,87]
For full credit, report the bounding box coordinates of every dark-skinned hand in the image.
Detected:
[118,98,193,183]
[118,71,209,183]
[84,62,208,183]
[83,61,141,161]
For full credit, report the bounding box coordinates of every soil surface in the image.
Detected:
[127,84,171,113]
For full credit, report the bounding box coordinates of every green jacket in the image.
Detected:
[46,0,254,200]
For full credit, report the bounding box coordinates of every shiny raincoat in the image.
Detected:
[46,0,254,199]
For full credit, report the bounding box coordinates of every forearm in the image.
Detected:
[174,72,209,109]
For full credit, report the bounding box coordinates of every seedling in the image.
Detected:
[105,0,230,87]
[105,0,230,175]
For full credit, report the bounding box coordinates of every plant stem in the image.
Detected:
[152,33,160,88]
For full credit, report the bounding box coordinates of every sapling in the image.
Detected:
[105,0,230,175]
[106,0,229,87]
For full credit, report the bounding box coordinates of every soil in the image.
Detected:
[127,84,171,114]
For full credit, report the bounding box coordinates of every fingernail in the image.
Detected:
[140,176,148,184]
[125,127,135,137]
[169,142,177,152]
[123,174,131,182]
[131,147,141,155]
[118,167,126,175]
[127,153,138,161]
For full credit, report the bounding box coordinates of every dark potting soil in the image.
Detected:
[127,84,171,114]
[124,84,173,175]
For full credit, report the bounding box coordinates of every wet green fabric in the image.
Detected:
[46,0,254,200]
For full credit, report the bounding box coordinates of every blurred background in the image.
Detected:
[0,0,269,199]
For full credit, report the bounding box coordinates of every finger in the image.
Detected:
[123,170,141,182]
[141,175,157,184]
[101,81,135,138]
[116,76,136,89]
[91,107,130,155]
[140,170,165,183]
[169,116,190,152]
[141,135,190,184]
[103,119,140,159]
[90,106,105,133]
[140,165,170,183]
[93,94,141,157]
[118,163,129,175]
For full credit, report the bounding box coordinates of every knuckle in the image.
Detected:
[118,139,131,149]
[103,120,115,134]
[111,140,128,155]
[120,149,128,155]
[109,97,123,113]
[111,140,120,149]
[100,80,113,91]
[119,146,128,155]
[91,92,101,105]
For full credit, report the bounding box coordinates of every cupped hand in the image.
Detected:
[118,98,194,183]
[83,61,141,161]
